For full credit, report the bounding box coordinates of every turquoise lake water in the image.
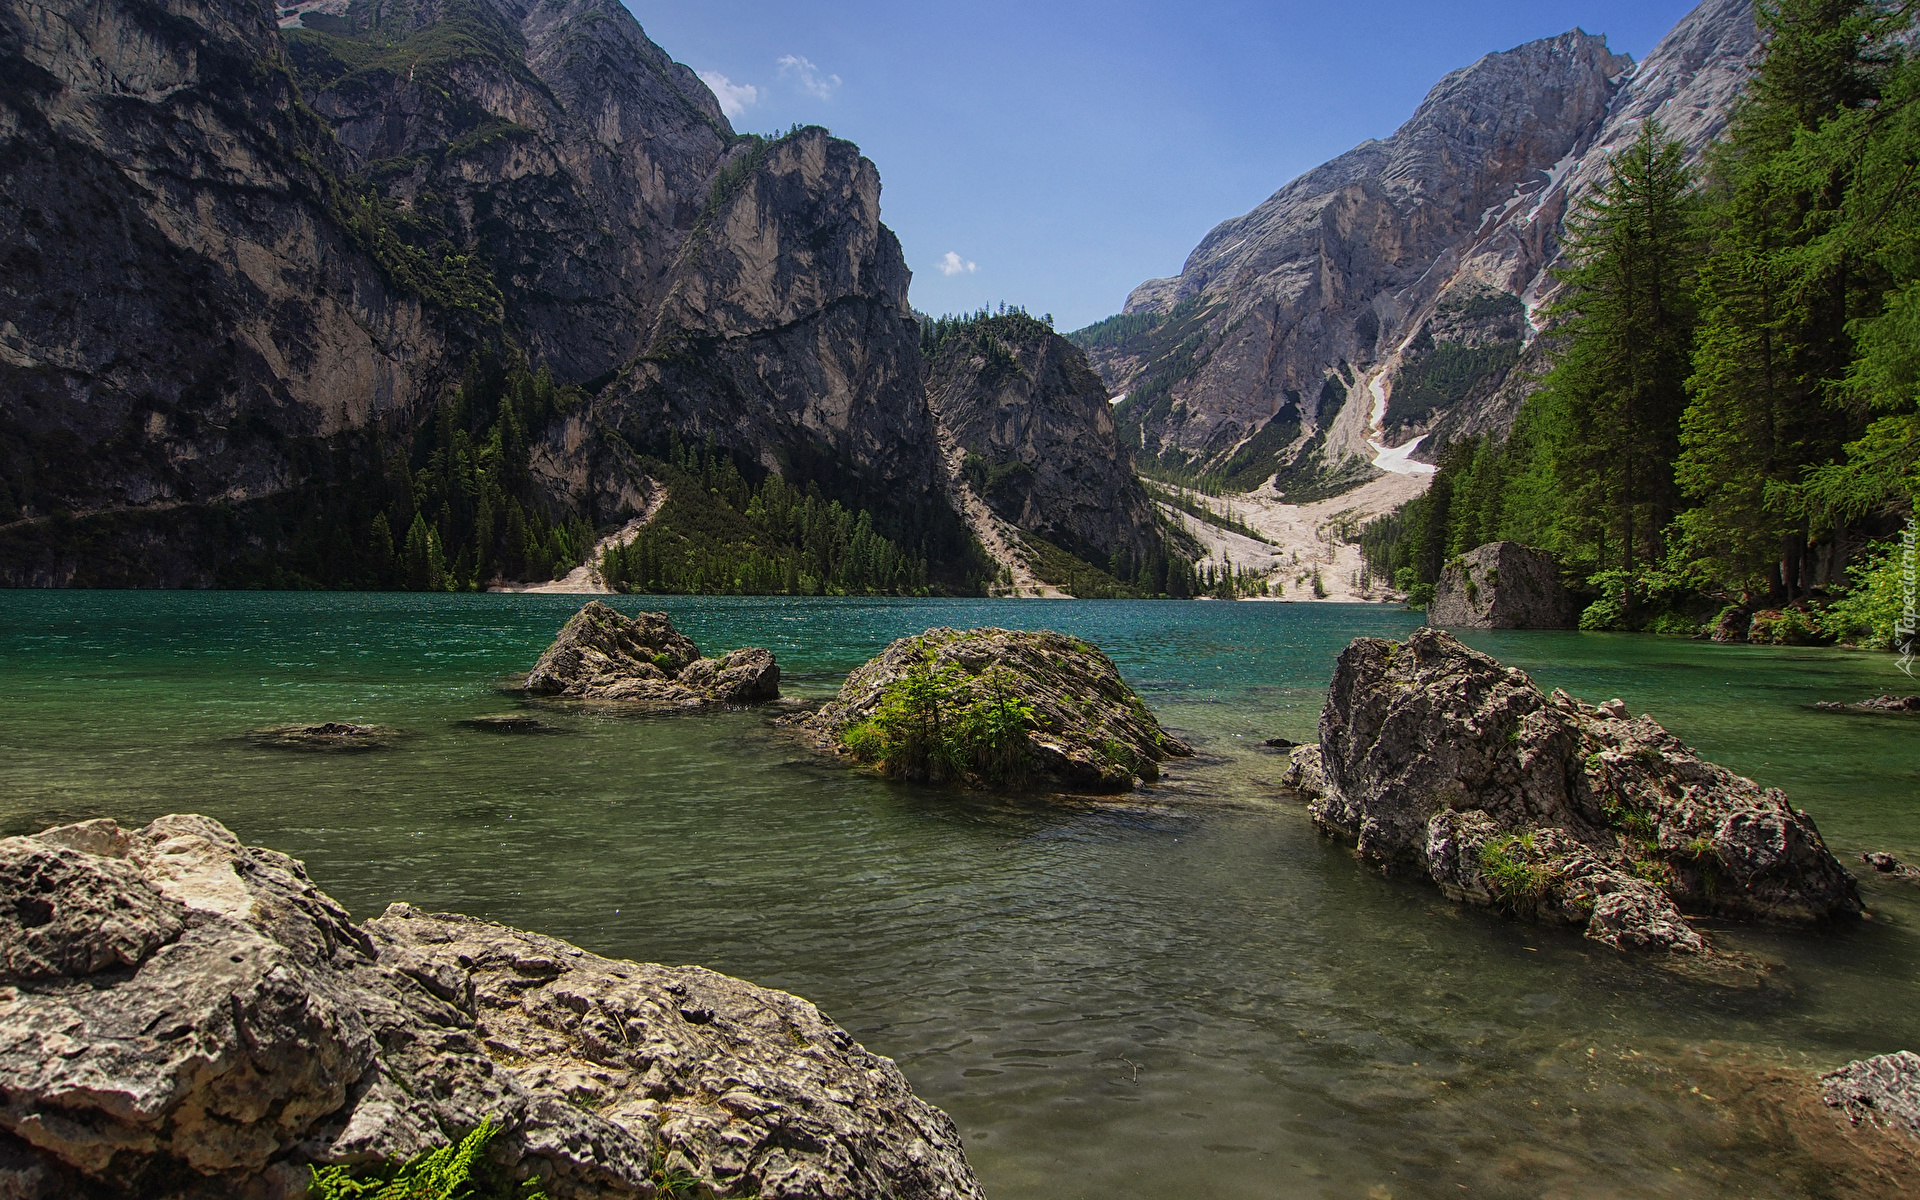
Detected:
[2,592,1918,1198]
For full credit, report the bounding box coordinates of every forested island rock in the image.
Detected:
[0,814,981,1199]
[522,602,778,705]
[1426,542,1577,630]
[793,627,1191,792]
[1288,628,1859,954]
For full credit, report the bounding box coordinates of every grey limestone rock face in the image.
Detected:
[0,0,452,583]
[0,814,981,1200]
[925,317,1163,566]
[1427,541,1577,629]
[795,627,1192,793]
[1822,1052,1920,1142]
[584,129,957,546]
[1304,627,1858,953]
[1089,0,1759,484]
[523,601,779,705]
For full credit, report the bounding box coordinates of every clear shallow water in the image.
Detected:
[3,592,1919,1199]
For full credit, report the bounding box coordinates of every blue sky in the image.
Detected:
[627,0,1705,331]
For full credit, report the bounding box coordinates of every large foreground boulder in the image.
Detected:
[0,816,980,1200]
[1426,542,1576,629]
[523,602,779,706]
[1290,628,1858,954]
[793,627,1192,792]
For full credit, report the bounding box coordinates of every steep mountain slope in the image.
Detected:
[584,129,965,554]
[1077,0,1757,495]
[0,0,456,581]
[923,312,1164,576]
[283,0,734,383]
[0,0,991,586]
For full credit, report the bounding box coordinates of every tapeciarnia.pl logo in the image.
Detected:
[1898,518,1917,678]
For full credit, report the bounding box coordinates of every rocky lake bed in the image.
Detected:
[4,593,1920,1198]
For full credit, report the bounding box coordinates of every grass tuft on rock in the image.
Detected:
[309,1119,547,1200]
[1478,833,1554,904]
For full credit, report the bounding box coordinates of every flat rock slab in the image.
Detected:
[459,714,557,733]
[792,627,1191,793]
[1816,695,1920,714]
[1861,852,1920,883]
[523,601,779,707]
[248,722,401,751]
[0,815,981,1200]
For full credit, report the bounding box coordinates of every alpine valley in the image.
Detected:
[2,0,1911,639]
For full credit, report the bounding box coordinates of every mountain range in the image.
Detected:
[1073,0,1757,498]
[0,0,1758,590]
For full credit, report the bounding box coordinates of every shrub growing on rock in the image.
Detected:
[796,628,1190,793]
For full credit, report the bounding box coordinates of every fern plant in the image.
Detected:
[309,1120,547,1200]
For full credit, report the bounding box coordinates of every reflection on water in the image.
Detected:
[3,592,1918,1199]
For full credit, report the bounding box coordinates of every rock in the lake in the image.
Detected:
[460,714,555,733]
[248,722,400,751]
[793,627,1191,792]
[1817,695,1920,714]
[1822,1052,1920,1141]
[0,815,981,1200]
[1280,744,1324,797]
[1861,852,1920,882]
[1709,603,1751,643]
[1304,627,1859,954]
[1263,736,1300,748]
[1426,542,1576,630]
[523,601,780,706]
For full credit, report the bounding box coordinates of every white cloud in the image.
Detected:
[777,54,841,100]
[698,71,758,119]
[937,252,977,276]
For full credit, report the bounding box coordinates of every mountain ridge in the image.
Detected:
[1079,0,1758,494]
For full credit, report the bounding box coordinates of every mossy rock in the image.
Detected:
[794,627,1191,793]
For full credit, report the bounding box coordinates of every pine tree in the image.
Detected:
[403,513,433,591]
[1532,120,1700,585]
[1677,0,1905,597]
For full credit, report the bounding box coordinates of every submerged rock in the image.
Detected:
[459,714,555,733]
[793,627,1191,792]
[1861,852,1920,883]
[1822,1052,1920,1142]
[1296,628,1859,955]
[0,815,980,1200]
[1426,542,1576,630]
[1816,695,1920,714]
[248,722,400,751]
[523,601,779,706]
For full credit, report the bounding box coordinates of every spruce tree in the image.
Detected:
[1677,0,1905,596]
[1531,120,1700,581]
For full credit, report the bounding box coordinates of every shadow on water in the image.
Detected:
[2,592,1919,1198]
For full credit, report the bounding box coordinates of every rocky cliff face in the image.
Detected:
[0,0,985,586]
[1079,0,1757,492]
[0,0,454,569]
[924,314,1162,567]
[285,0,735,384]
[580,129,961,545]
